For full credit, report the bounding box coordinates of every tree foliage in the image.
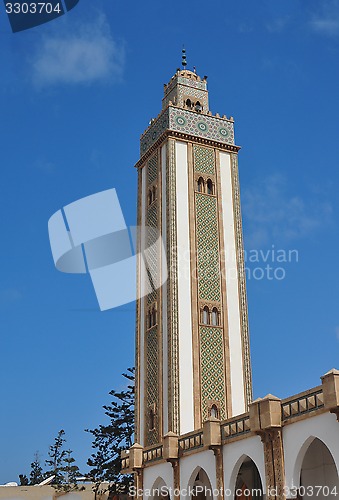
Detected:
[86,367,134,498]
[45,429,80,492]
[30,451,44,485]
[19,474,29,486]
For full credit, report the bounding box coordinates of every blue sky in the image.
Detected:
[0,0,338,484]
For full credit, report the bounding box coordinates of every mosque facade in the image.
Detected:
[121,62,339,500]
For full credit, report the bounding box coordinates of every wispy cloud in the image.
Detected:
[309,0,339,36]
[31,14,125,87]
[34,158,56,174]
[0,288,23,304]
[242,174,332,247]
[266,16,290,33]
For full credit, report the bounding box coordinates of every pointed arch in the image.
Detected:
[202,306,210,325]
[207,178,214,195]
[187,466,213,500]
[297,437,339,495]
[197,177,205,193]
[150,477,170,500]
[211,307,219,326]
[229,455,264,500]
[210,404,219,419]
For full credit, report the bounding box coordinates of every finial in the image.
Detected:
[182,47,187,69]
[193,66,197,74]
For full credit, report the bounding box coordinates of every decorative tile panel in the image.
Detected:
[170,108,234,145]
[145,155,160,446]
[141,112,169,155]
[195,193,221,303]
[193,145,215,175]
[148,155,158,184]
[163,85,208,112]
[200,326,226,420]
[146,326,159,446]
[140,108,234,156]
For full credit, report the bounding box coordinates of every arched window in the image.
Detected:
[211,308,219,326]
[147,310,151,329]
[210,404,219,419]
[195,101,202,113]
[148,189,153,205]
[152,185,156,202]
[202,306,209,325]
[186,98,192,109]
[149,407,155,430]
[152,307,157,326]
[197,177,205,193]
[207,179,213,195]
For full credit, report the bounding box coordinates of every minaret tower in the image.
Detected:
[135,56,252,447]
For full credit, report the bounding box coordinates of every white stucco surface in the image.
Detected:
[283,412,339,491]
[175,141,194,435]
[180,450,217,499]
[143,462,174,500]
[219,151,245,416]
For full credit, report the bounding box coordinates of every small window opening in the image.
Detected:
[197,177,205,193]
[149,408,155,430]
[207,179,213,195]
[152,307,157,326]
[195,101,202,113]
[211,308,219,326]
[210,404,219,419]
[202,306,209,325]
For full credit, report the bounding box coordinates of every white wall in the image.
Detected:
[180,450,217,500]
[219,152,245,416]
[223,435,266,495]
[143,462,174,500]
[175,141,194,435]
[283,412,339,491]
[300,438,339,499]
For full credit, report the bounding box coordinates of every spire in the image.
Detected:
[182,47,187,69]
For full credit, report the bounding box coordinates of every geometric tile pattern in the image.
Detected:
[195,193,221,302]
[169,108,234,146]
[148,155,158,185]
[146,326,159,446]
[146,203,158,306]
[193,145,215,175]
[199,326,226,421]
[145,155,160,446]
[140,108,234,156]
[163,84,208,113]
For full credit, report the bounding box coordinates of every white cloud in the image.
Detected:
[31,14,124,86]
[242,174,332,248]
[309,1,339,36]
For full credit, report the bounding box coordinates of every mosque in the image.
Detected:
[121,54,339,500]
